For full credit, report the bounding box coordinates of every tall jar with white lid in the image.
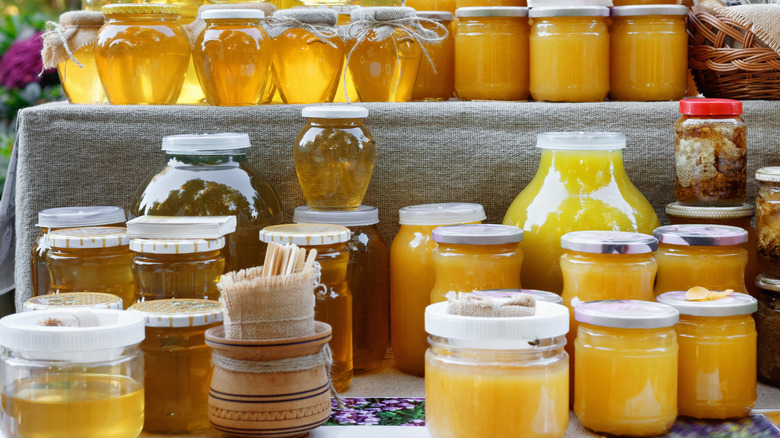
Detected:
[131,133,282,273]
[390,202,485,376]
[0,309,145,438]
[425,300,570,438]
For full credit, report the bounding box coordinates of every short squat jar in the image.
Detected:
[755,273,780,387]
[658,291,757,419]
[756,167,780,277]
[412,11,455,101]
[425,301,570,438]
[0,309,145,438]
[574,300,679,436]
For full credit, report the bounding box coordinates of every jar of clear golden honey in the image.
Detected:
[412,11,454,101]
[194,9,272,106]
[31,206,126,298]
[455,7,529,101]
[95,3,191,105]
[331,5,360,103]
[53,11,106,104]
[658,291,757,419]
[129,299,223,434]
[653,224,749,296]
[574,300,679,436]
[529,6,610,102]
[46,227,137,309]
[294,206,388,374]
[24,292,123,312]
[430,224,524,303]
[609,5,688,101]
[259,224,354,391]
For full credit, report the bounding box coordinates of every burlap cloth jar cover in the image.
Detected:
[267,9,340,45]
[41,11,105,70]
[694,0,780,57]
[185,2,277,46]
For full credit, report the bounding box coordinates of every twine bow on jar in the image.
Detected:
[41,11,105,72]
[266,9,341,48]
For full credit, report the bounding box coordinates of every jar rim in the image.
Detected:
[37,206,125,228]
[294,206,379,226]
[202,9,265,20]
[399,203,486,226]
[611,5,688,17]
[536,132,626,150]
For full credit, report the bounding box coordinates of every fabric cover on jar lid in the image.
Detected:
[129,299,224,328]
[37,206,126,228]
[756,167,780,183]
[399,203,486,226]
[301,106,368,119]
[201,9,264,19]
[536,132,625,150]
[161,133,251,153]
[46,227,129,249]
[259,224,351,246]
[574,300,679,329]
[561,230,657,254]
[455,7,528,18]
[665,202,754,220]
[611,5,688,17]
[657,291,757,317]
[24,292,123,312]
[475,289,563,305]
[432,224,523,245]
[653,224,748,246]
[294,205,379,227]
[679,98,742,116]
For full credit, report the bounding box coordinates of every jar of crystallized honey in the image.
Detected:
[46,227,137,309]
[653,224,749,296]
[657,291,757,419]
[259,224,354,391]
[430,224,524,303]
[129,299,223,434]
[425,301,570,438]
[609,5,688,101]
[756,167,780,277]
[24,292,123,312]
[293,206,388,374]
[675,99,746,206]
[454,7,529,101]
[529,6,610,102]
[411,11,454,101]
[755,273,780,387]
[574,300,679,436]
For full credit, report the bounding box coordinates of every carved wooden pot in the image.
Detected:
[205,322,333,437]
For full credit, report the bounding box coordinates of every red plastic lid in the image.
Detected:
[679,98,742,116]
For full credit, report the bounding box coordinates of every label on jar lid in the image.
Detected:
[37,206,125,228]
[665,202,754,220]
[293,206,379,227]
[756,167,780,183]
[129,237,225,254]
[432,224,523,245]
[24,292,123,312]
[475,289,563,305]
[399,203,486,226]
[46,227,129,249]
[653,224,748,246]
[561,231,657,254]
[259,224,351,246]
[129,299,224,328]
[574,300,679,329]
[657,291,757,317]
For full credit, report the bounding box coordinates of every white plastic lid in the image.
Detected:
[528,0,610,6]
[293,206,379,227]
[301,106,369,119]
[756,167,780,183]
[161,133,251,152]
[416,10,455,20]
[37,206,125,228]
[24,293,123,312]
[574,300,679,329]
[425,301,569,349]
[399,203,486,226]
[474,289,563,305]
[259,224,351,246]
[130,237,225,254]
[537,132,626,150]
[611,5,688,16]
[665,202,754,220]
[657,291,757,317]
[529,6,609,18]
[653,224,748,246]
[129,299,224,328]
[126,215,237,239]
[202,9,264,19]
[46,227,129,249]
[757,273,780,293]
[455,7,527,18]
[561,231,657,254]
[432,224,523,245]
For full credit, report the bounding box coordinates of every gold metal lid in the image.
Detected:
[129,299,224,328]
[102,3,181,16]
[24,292,123,312]
[46,227,129,249]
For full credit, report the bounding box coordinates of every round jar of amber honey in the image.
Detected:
[412,11,454,101]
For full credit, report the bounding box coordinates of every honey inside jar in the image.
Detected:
[54,11,106,104]
[411,12,454,101]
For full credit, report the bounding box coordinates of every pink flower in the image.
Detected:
[0,31,51,89]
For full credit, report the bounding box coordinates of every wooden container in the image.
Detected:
[205,322,333,437]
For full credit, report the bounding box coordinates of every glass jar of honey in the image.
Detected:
[52,11,106,104]
[95,4,191,105]
[666,202,761,297]
[31,206,126,298]
[411,11,454,101]
[430,224,524,303]
[406,0,456,13]
[293,206,388,374]
[756,167,780,277]
[259,224,354,391]
[24,292,124,312]
[425,300,569,438]
[454,7,529,101]
[574,300,679,436]
[755,273,780,387]
[0,309,145,438]
[653,224,749,296]
[129,299,223,434]
[332,5,360,103]
[131,133,283,272]
[657,291,757,419]
[193,9,272,106]
[46,227,137,309]
[609,5,688,101]
[529,6,610,102]
[390,203,485,376]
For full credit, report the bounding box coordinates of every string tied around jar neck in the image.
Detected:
[265,9,340,48]
[41,11,104,72]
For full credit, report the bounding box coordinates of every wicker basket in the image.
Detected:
[688,8,780,99]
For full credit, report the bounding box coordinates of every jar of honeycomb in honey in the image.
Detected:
[756,167,780,277]
[411,11,454,101]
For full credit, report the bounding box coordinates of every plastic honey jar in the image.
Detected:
[131,133,282,273]
[129,299,223,434]
[293,206,389,374]
[411,11,454,101]
[50,11,106,104]
[454,7,529,101]
[529,6,610,102]
[294,106,375,211]
[430,224,524,303]
[31,206,126,298]
[425,300,570,438]
[46,227,137,309]
[24,292,123,312]
[609,5,688,101]
[0,309,145,438]
[259,224,354,391]
[574,300,679,436]
[657,291,757,419]
[193,9,272,106]
[95,4,191,105]
[653,224,749,296]
[756,167,780,277]
[390,203,486,376]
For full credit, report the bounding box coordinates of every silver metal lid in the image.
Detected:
[653,224,748,246]
[561,231,657,254]
[293,206,379,227]
[455,6,528,18]
[475,289,563,305]
[611,5,688,17]
[398,203,486,226]
[529,6,609,18]
[756,167,780,183]
[657,291,756,317]
[574,300,679,329]
[415,10,455,20]
[432,224,523,245]
[665,202,754,220]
